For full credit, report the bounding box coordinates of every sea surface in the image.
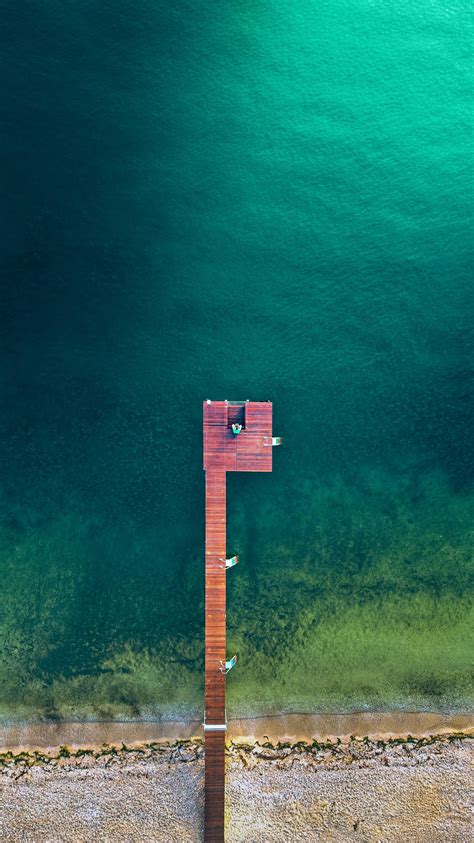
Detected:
[1,1,472,722]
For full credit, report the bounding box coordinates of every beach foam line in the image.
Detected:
[0,711,472,754]
[228,711,474,745]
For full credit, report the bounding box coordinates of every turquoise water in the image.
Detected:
[1,1,473,721]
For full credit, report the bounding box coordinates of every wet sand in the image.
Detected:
[0,710,472,754]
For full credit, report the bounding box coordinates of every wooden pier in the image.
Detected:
[203,400,279,841]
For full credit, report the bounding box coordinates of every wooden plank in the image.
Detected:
[205,467,226,842]
[236,432,272,471]
[203,400,275,842]
[205,468,226,731]
[244,402,272,433]
[204,731,226,842]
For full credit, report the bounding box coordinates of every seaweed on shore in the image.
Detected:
[3,732,471,771]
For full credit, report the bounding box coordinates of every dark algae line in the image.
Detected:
[1,0,473,724]
[1,734,471,770]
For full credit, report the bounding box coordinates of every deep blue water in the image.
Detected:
[1,1,472,720]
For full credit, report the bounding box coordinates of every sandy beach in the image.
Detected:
[1,733,472,842]
[1,712,472,841]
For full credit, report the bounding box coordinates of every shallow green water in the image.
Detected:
[1,1,473,721]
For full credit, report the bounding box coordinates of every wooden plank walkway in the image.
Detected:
[203,400,277,842]
[204,468,227,839]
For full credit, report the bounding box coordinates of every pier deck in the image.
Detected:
[203,400,276,842]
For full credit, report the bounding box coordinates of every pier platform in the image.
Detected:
[203,400,278,841]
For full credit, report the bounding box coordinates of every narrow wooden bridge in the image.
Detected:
[203,400,280,841]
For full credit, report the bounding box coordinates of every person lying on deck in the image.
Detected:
[231,423,242,435]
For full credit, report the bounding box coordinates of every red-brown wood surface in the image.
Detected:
[203,400,274,842]
[205,468,226,728]
[204,468,226,841]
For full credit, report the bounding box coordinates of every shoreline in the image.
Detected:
[1,734,471,841]
[1,709,472,754]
